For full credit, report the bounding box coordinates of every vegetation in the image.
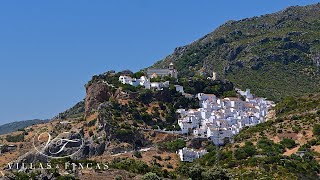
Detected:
[6,133,24,142]
[280,138,297,149]
[133,151,142,158]
[313,124,320,137]
[56,101,85,119]
[152,3,320,101]
[159,139,186,152]
[178,77,235,97]
[110,158,172,178]
[141,172,161,180]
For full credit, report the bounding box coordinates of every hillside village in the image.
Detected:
[116,64,275,162]
[0,2,320,179]
[178,89,274,145]
[176,89,274,162]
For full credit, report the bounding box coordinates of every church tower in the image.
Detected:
[212,72,217,80]
[169,62,174,70]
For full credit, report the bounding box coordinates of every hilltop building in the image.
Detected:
[146,63,178,79]
[118,75,171,90]
[119,75,151,89]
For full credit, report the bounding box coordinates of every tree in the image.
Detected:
[163,139,186,152]
[132,71,145,78]
[313,124,320,137]
[133,151,142,158]
[138,89,153,104]
[188,164,204,180]
[141,172,161,180]
[280,138,296,149]
[202,167,230,180]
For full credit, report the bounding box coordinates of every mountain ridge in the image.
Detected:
[151,3,320,101]
[0,119,49,135]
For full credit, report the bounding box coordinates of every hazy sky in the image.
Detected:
[0,0,318,124]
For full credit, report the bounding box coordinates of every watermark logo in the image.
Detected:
[33,130,84,159]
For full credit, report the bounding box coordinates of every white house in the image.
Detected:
[119,75,133,84]
[177,147,208,162]
[150,81,170,90]
[207,127,233,145]
[119,75,171,90]
[174,85,184,93]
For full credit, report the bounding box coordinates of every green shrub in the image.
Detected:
[141,172,161,180]
[110,158,150,174]
[87,119,97,127]
[133,151,142,158]
[6,134,24,142]
[153,155,162,161]
[161,139,186,152]
[280,138,297,149]
[114,175,123,180]
[313,124,320,136]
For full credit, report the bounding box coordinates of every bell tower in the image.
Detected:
[169,62,174,70]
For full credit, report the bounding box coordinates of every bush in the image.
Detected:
[162,139,186,152]
[166,164,173,169]
[280,138,296,149]
[153,155,162,161]
[313,124,320,136]
[6,134,24,142]
[222,90,237,97]
[257,138,284,155]
[275,97,297,114]
[121,84,137,92]
[87,119,97,127]
[115,129,135,143]
[202,167,230,180]
[235,142,256,160]
[110,158,150,174]
[133,151,142,158]
[141,172,161,180]
[114,175,123,180]
[138,89,153,104]
[188,164,204,180]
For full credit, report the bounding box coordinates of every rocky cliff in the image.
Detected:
[85,80,116,116]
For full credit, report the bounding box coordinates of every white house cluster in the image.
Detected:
[177,89,274,146]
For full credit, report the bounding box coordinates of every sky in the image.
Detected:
[0,0,318,124]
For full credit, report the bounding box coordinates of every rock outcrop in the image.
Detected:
[85,81,114,116]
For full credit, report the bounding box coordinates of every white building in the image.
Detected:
[174,85,184,93]
[177,147,208,162]
[207,127,233,145]
[237,89,253,99]
[119,75,163,90]
[150,81,170,90]
[146,63,178,79]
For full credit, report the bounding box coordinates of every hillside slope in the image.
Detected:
[0,119,49,135]
[152,3,320,101]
